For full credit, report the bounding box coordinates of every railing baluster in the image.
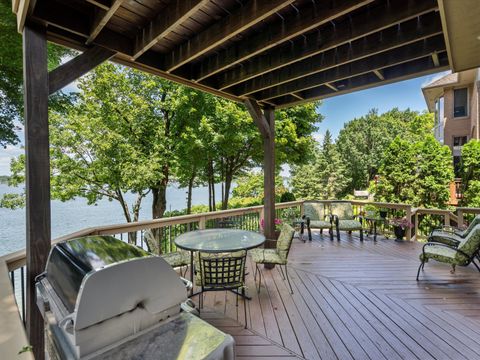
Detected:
[21,266,25,323]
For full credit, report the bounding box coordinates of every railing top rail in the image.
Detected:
[412,208,456,215]
[349,200,411,209]
[456,207,480,213]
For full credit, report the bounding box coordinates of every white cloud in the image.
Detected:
[421,70,451,88]
[0,145,24,175]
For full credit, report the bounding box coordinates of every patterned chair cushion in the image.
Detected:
[303,202,327,221]
[276,224,295,261]
[250,248,285,264]
[420,245,470,266]
[336,219,362,231]
[457,225,480,257]
[331,202,354,220]
[309,220,332,229]
[161,251,190,268]
[429,231,462,247]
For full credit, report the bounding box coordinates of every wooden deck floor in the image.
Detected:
[196,231,480,359]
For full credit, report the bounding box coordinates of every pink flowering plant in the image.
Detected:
[260,218,283,231]
[389,217,413,230]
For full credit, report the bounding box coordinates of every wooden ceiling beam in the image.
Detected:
[373,69,385,80]
[193,0,373,82]
[86,0,111,11]
[215,0,438,91]
[253,35,445,101]
[244,99,271,139]
[431,51,441,67]
[228,12,442,96]
[325,83,338,92]
[86,0,125,45]
[132,0,210,60]
[162,0,296,72]
[49,46,116,94]
[33,0,133,55]
[273,54,449,108]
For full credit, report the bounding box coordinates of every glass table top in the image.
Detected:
[174,229,265,253]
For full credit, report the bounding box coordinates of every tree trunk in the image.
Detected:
[187,171,195,214]
[222,170,233,210]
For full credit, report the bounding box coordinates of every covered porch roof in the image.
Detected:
[14,0,479,108]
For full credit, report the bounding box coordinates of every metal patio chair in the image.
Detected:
[303,201,333,240]
[250,223,296,294]
[331,202,363,241]
[417,225,480,280]
[428,215,480,247]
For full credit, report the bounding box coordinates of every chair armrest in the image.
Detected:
[302,215,311,227]
[332,214,339,226]
[325,214,334,223]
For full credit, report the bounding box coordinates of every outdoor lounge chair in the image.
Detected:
[195,251,248,328]
[144,229,190,276]
[303,201,333,241]
[250,223,295,294]
[417,225,480,280]
[331,202,363,241]
[428,215,480,246]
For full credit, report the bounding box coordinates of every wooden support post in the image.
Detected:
[23,24,50,360]
[405,207,412,240]
[245,99,276,257]
[263,106,276,246]
[457,210,464,228]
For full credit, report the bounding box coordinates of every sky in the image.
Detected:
[0,71,449,176]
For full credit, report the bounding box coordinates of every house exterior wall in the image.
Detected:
[442,83,478,153]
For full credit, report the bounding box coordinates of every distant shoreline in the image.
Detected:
[0,175,9,184]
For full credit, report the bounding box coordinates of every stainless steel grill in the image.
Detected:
[36,236,234,359]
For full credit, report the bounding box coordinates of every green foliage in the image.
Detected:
[374,135,453,208]
[291,130,348,200]
[230,171,287,206]
[336,108,434,194]
[460,139,480,207]
[0,0,72,147]
[280,191,295,203]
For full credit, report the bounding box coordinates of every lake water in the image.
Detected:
[0,183,220,256]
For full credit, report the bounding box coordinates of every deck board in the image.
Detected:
[195,231,480,359]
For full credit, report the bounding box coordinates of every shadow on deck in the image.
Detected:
[196,231,480,359]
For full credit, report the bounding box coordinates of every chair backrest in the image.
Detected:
[144,229,160,255]
[458,225,480,257]
[276,223,295,261]
[330,202,354,220]
[199,252,247,289]
[303,202,327,221]
[459,215,480,237]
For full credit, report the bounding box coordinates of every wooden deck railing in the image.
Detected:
[2,198,480,358]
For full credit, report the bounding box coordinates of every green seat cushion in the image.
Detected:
[429,231,462,246]
[420,245,469,266]
[309,220,331,229]
[161,251,190,268]
[331,202,354,219]
[303,202,327,221]
[250,248,286,265]
[336,219,362,230]
[458,227,480,257]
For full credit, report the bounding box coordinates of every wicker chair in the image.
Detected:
[417,225,480,280]
[331,202,363,241]
[144,229,190,276]
[250,224,295,294]
[195,251,248,328]
[303,201,333,241]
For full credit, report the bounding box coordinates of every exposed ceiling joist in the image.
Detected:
[193,0,373,82]
[162,0,296,72]
[272,55,449,108]
[214,0,438,91]
[132,0,210,60]
[228,13,442,96]
[253,36,445,101]
[86,0,125,45]
[373,69,385,80]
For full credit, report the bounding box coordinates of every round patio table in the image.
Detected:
[174,229,265,297]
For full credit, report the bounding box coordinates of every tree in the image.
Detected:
[0,0,72,147]
[291,130,348,200]
[230,171,287,207]
[374,135,453,208]
[336,108,434,194]
[459,140,480,207]
[2,64,195,239]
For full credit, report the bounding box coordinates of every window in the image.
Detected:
[453,136,468,146]
[453,88,468,117]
